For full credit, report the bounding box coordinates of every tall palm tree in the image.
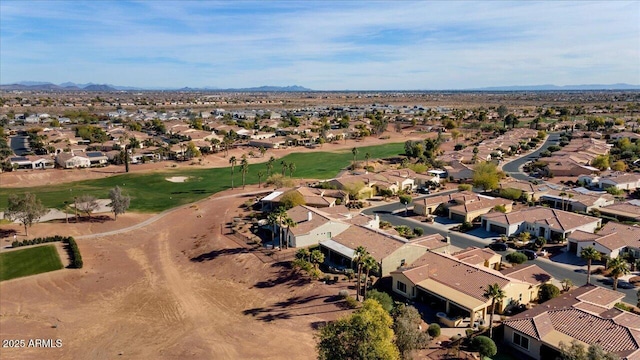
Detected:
[567,193,574,211]
[259,146,266,158]
[257,170,265,188]
[282,216,296,249]
[558,192,567,211]
[353,246,369,301]
[267,156,275,176]
[351,147,358,168]
[240,158,249,189]
[365,152,371,168]
[483,283,506,339]
[288,162,296,177]
[361,255,379,300]
[580,246,601,285]
[229,156,237,189]
[609,256,630,291]
[281,160,288,175]
[267,212,279,246]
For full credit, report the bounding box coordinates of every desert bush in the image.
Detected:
[338,289,349,298]
[345,296,359,309]
[427,323,441,337]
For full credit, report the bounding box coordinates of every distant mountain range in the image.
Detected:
[469,83,640,91]
[0,82,313,92]
[1,81,638,92]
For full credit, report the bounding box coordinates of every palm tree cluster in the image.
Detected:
[354,246,379,301]
[267,206,296,249]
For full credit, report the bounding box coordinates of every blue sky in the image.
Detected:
[1,1,638,90]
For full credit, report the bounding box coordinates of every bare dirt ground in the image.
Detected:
[0,191,357,359]
[0,129,425,188]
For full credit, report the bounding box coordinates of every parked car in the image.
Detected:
[488,242,508,252]
[518,249,538,260]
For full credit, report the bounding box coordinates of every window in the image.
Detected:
[397,281,407,293]
[513,332,530,350]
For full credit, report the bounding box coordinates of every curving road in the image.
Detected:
[501,132,560,181]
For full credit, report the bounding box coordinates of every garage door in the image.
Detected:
[450,213,466,222]
[490,224,507,234]
[569,241,578,254]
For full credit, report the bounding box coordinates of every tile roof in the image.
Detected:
[482,207,600,231]
[504,285,636,358]
[500,264,552,285]
[393,251,520,303]
[331,226,407,261]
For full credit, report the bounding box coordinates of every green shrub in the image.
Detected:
[538,283,560,303]
[64,237,83,269]
[427,323,441,337]
[499,188,523,201]
[472,336,497,358]
[506,252,528,264]
[345,296,359,309]
[338,290,349,298]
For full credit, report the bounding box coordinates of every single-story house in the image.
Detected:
[55,152,91,169]
[599,200,640,222]
[260,186,349,210]
[599,173,640,191]
[480,207,601,241]
[320,228,448,276]
[567,221,640,258]
[503,285,639,360]
[413,191,512,222]
[539,190,614,213]
[86,151,109,167]
[279,205,351,249]
[497,179,550,201]
[391,251,549,327]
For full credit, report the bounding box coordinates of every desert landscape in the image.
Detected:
[0,187,359,359]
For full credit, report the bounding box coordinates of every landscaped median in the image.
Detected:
[0,236,84,281]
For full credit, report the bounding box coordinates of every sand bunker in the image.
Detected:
[166,176,189,183]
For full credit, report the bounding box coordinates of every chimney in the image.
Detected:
[308,211,313,222]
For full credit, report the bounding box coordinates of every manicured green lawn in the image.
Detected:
[0,142,406,213]
[0,245,64,281]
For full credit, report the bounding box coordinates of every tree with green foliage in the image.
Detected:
[473,162,504,191]
[497,105,508,120]
[591,155,610,171]
[229,156,237,189]
[392,304,429,360]
[609,256,630,291]
[6,193,47,236]
[280,190,306,209]
[317,299,400,360]
[108,186,130,221]
[483,283,506,338]
[399,194,412,216]
[559,340,620,360]
[580,246,601,285]
[365,152,371,168]
[281,160,288,175]
[472,336,497,359]
[185,141,201,159]
[538,283,561,303]
[366,289,394,313]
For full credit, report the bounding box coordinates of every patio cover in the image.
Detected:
[416,278,487,311]
[320,240,355,260]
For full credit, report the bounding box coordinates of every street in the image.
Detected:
[363,198,638,305]
[501,132,560,182]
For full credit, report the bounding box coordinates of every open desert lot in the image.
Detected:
[0,191,354,359]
